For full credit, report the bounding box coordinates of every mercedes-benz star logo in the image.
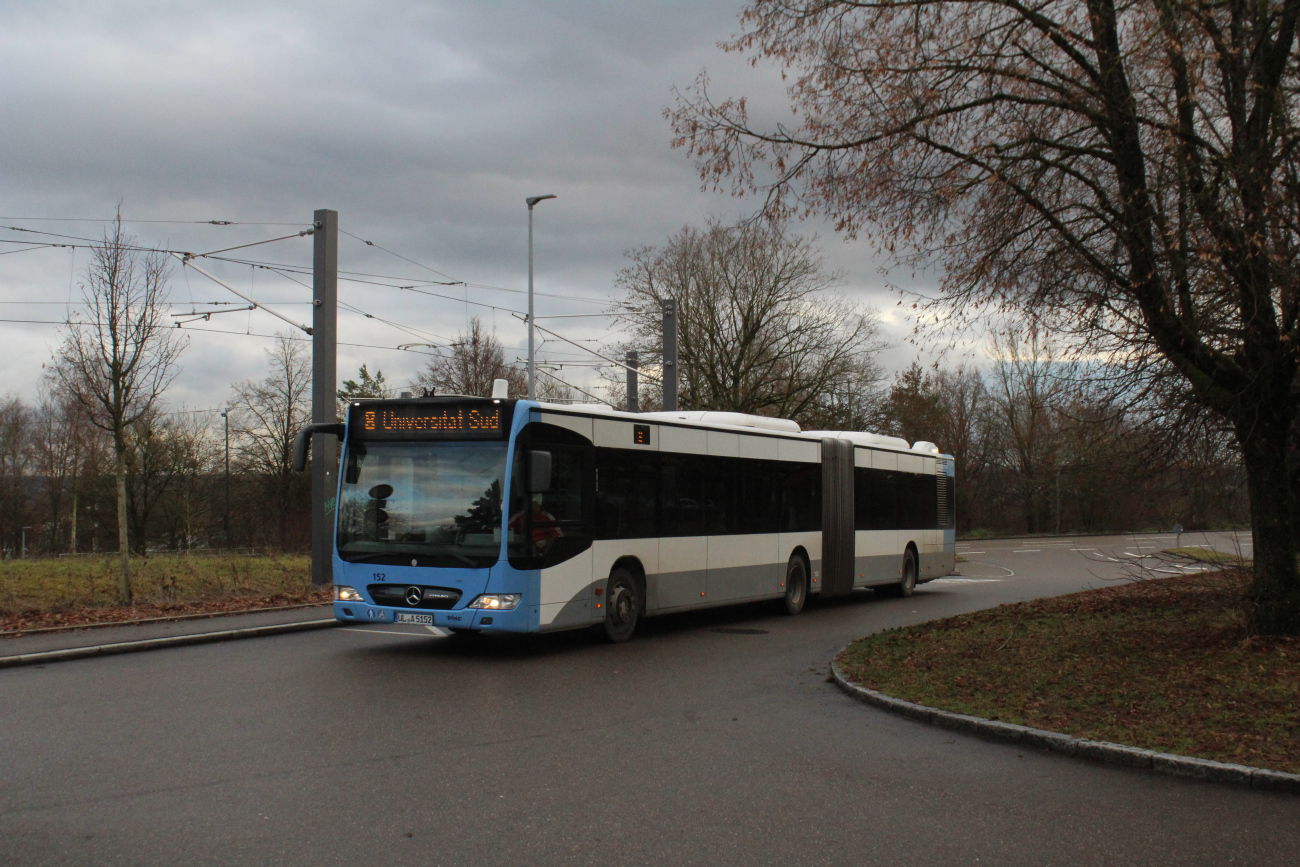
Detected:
[405,586,422,606]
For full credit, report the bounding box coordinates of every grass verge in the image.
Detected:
[1164,546,1250,565]
[0,554,327,635]
[838,569,1300,774]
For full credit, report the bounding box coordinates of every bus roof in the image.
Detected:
[534,401,948,458]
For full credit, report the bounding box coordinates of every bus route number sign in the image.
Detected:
[355,403,505,440]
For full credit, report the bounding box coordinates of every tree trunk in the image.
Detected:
[114,445,132,604]
[1238,415,1300,634]
[69,487,77,554]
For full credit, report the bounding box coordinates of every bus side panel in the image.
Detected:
[537,547,594,631]
[919,541,953,580]
[655,536,707,610]
[854,529,903,587]
[706,533,780,602]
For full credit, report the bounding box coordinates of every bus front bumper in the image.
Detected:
[333,601,530,632]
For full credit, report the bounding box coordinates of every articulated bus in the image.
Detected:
[295,395,956,642]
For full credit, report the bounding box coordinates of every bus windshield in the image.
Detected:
[337,440,508,568]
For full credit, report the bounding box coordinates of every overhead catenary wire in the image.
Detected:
[340,228,461,284]
[185,229,315,260]
[172,253,313,335]
[530,365,615,407]
[250,259,456,346]
[0,233,608,307]
[0,217,310,226]
[0,317,445,357]
[513,313,660,382]
[160,324,445,356]
[0,219,622,396]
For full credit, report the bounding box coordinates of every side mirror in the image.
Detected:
[291,422,347,472]
[529,450,553,492]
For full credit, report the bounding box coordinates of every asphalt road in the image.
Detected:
[3,531,1296,866]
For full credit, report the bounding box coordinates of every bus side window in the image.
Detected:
[631,451,659,537]
[544,449,585,525]
[781,462,821,532]
[595,449,631,539]
[853,466,872,531]
[736,459,778,535]
[662,453,706,537]
[595,449,657,539]
[873,470,898,530]
[705,457,737,535]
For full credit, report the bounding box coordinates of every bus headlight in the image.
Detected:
[335,586,363,602]
[468,594,521,610]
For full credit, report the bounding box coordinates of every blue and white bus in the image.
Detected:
[295,395,955,642]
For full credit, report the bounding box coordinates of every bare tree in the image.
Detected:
[0,397,31,557]
[417,318,527,398]
[30,385,87,553]
[122,408,189,555]
[533,371,579,404]
[610,220,884,425]
[56,217,184,601]
[670,1,1300,632]
[148,409,219,551]
[229,334,312,548]
[986,327,1070,535]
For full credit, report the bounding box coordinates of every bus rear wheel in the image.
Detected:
[782,556,808,615]
[603,567,641,643]
[880,549,918,598]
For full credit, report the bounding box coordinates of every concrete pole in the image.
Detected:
[311,209,338,587]
[626,350,639,413]
[662,299,678,412]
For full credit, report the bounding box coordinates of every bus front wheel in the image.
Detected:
[603,568,641,643]
[782,556,808,615]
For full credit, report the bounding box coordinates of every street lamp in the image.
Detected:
[220,408,230,546]
[526,194,557,400]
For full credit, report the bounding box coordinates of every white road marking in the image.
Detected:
[933,577,1002,584]
[1012,549,1040,553]
[341,627,440,638]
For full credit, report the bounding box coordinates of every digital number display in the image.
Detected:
[633,424,651,445]
[351,403,507,440]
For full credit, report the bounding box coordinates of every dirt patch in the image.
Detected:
[837,569,1300,774]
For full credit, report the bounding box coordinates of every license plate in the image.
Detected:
[395,612,433,625]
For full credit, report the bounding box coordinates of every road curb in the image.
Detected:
[0,619,342,669]
[829,656,1300,794]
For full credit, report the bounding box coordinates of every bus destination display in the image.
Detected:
[353,403,506,440]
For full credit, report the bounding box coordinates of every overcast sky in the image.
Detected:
[0,1,943,414]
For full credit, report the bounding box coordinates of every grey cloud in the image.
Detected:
[0,1,931,409]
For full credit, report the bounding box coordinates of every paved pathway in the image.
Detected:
[2,532,1294,866]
